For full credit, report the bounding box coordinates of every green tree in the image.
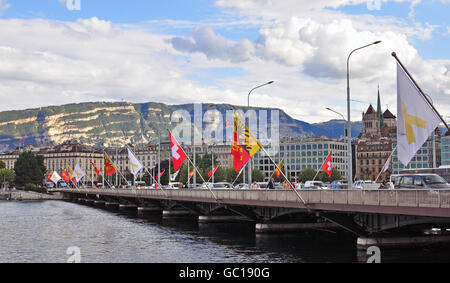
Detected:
[0,160,5,169]
[0,168,14,185]
[210,166,226,182]
[300,168,317,182]
[224,168,243,184]
[252,168,265,182]
[14,152,46,187]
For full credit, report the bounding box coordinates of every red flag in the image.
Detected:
[231,115,251,172]
[169,131,187,172]
[321,153,333,178]
[188,169,194,179]
[156,170,165,180]
[208,165,219,178]
[71,177,77,186]
[46,173,53,182]
[104,153,117,176]
[61,170,71,183]
[90,159,100,178]
[275,159,284,178]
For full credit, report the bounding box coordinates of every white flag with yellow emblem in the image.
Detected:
[74,164,86,183]
[396,62,442,166]
[128,148,143,176]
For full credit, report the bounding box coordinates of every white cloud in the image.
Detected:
[0,0,11,14]
[0,0,449,125]
[170,26,255,62]
[0,18,237,112]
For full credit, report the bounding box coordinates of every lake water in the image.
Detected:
[0,201,449,263]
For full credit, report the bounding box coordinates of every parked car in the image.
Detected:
[187,184,203,189]
[257,182,268,189]
[202,182,234,189]
[135,181,146,187]
[354,180,365,189]
[44,182,55,188]
[168,182,181,189]
[329,180,346,189]
[395,174,450,189]
[303,181,328,189]
[235,183,249,190]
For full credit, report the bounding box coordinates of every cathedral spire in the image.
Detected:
[377,84,384,129]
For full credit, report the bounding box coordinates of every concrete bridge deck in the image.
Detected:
[55,188,450,218]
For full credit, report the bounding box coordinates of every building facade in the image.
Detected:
[442,133,450,167]
[253,137,349,182]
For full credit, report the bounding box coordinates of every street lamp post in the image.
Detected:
[247,81,274,185]
[424,93,436,168]
[209,143,216,183]
[347,41,381,189]
[326,107,347,181]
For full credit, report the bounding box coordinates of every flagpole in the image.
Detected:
[260,146,307,206]
[375,146,397,183]
[105,152,129,187]
[392,52,450,131]
[168,129,218,201]
[231,163,248,186]
[126,146,167,195]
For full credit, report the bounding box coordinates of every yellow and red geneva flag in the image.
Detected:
[104,153,117,176]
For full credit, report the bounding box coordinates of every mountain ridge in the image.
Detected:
[0,101,362,152]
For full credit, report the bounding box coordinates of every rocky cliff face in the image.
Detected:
[0,101,362,152]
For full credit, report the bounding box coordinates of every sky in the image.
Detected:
[0,0,449,123]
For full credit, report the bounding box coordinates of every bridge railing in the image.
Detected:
[58,188,450,209]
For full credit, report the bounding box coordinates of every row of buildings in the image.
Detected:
[1,90,448,183]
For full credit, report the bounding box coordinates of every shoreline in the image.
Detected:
[0,190,63,201]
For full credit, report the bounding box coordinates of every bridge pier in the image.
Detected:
[94,200,105,206]
[138,206,163,216]
[357,235,450,249]
[255,222,339,233]
[162,210,196,218]
[105,202,120,209]
[119,204,138,211]
[198,215,254,224]
[77,198,86,203]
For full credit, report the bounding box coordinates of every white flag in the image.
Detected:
[382,156,391,173]
[170,170,180,181]
[50,171,61,184]
[396,63,442,166]
[74,164,86,183]
[128,148,143,176]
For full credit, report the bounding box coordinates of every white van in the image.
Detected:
[135,181,146,187]
[304,181,328,190]
[169,182,181,189]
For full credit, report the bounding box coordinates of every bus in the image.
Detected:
[399,167,450,183]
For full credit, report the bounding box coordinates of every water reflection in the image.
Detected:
[2,201,450,262]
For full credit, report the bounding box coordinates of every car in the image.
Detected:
[169,182,181,189]
[395,174,450,189]
[59,182,68,188]
[329,180,346,189]
[257,182,269,189]
[135,181,146,187]
[304,181,328,190]
[44,182,55,188]
[202,182,234,189]
[187,184,204,189]
[235,183,249,190]
[354,180,365,189]
[274,182,284,190]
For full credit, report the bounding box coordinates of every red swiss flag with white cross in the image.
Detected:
[169,131,187,173]
[321,152,333,178]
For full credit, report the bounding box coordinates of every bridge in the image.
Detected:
[56,188,450,247]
